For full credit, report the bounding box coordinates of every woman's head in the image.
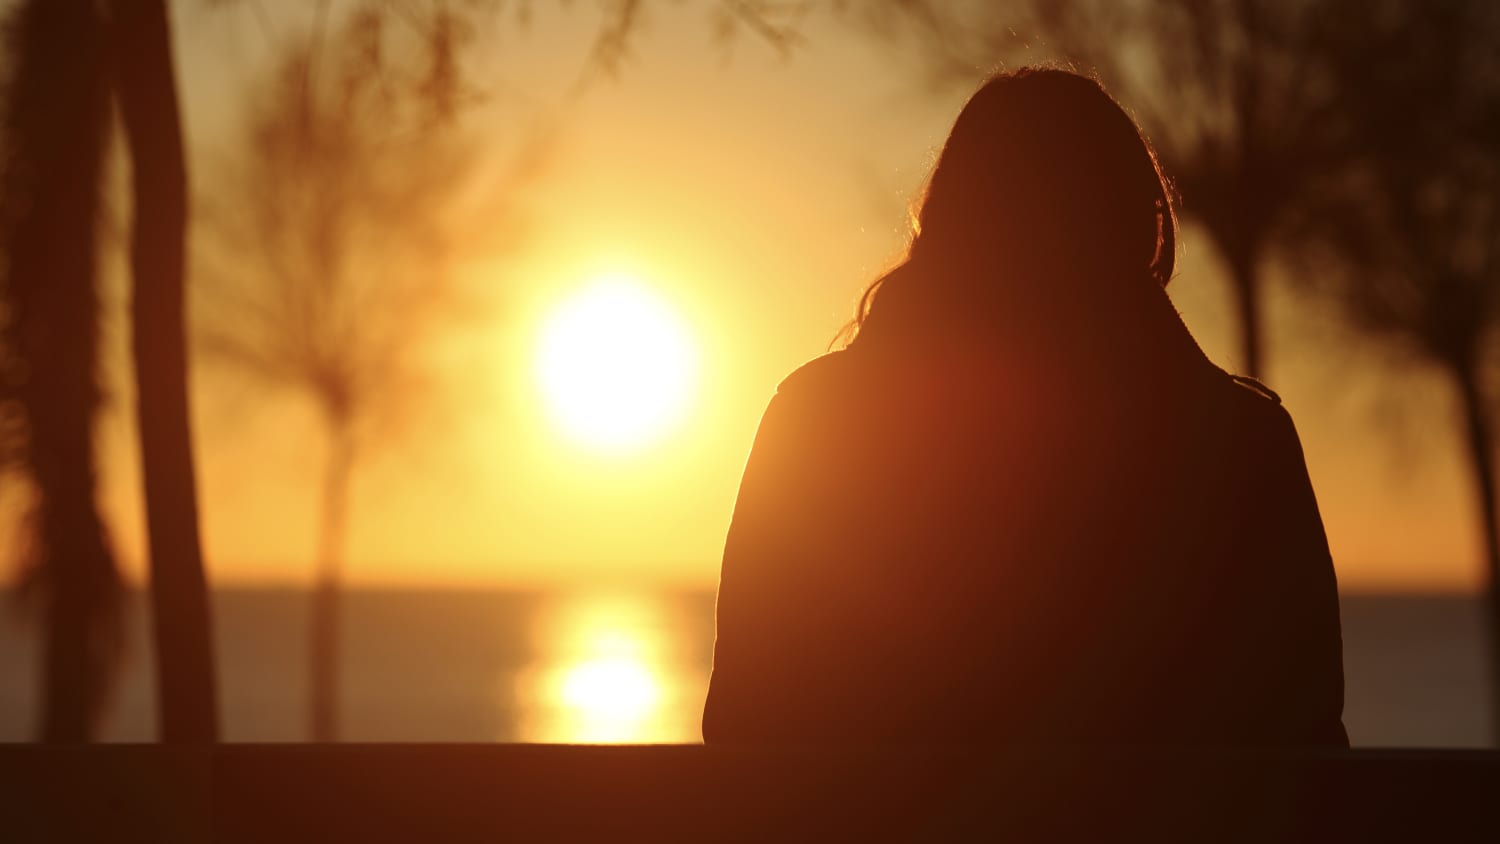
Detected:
[848,67,1177,343]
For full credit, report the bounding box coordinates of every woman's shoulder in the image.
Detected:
[1227,374,1282,406]
[1211,370,1304,454]
[756,349,886,438]
[774,349,863,397]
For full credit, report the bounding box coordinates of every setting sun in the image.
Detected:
[534,274,698,453]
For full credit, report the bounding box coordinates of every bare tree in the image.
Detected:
[199,0,803,741]
[0,0,121,742]
[197,3,488,741]
[848,0,1366,378]
[1287,0,1500,738]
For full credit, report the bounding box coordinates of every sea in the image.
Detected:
[0,589,1492,747]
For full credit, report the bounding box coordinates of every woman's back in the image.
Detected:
[703,290,1346,745]
[702,67,1346,746]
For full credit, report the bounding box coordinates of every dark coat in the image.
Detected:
[702,292,1348,747]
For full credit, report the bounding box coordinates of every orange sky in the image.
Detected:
[12,2,1482,591]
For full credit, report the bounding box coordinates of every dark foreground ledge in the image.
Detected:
[2,745,1497,842]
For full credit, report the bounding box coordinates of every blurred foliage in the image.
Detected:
[1274,0,1500,740]
[195,2,503,739]
[195,3,484,448]
[1287,1,1500,381]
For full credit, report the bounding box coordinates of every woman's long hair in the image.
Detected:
[841,67,1178,347]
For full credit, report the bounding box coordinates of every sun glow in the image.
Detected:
[534,274,697,453]
[556,650,662,742]
[516,595,693,744]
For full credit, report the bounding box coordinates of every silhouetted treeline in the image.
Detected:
[1289,0,1500,740]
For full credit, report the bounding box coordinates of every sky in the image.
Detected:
[23,0,1484,590]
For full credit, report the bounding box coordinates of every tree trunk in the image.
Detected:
[1226,247,1264,380]
[1454,366,1500,745]
[109,0,220,743]
[36,492,116,743]
[310,422,355,741]
[1,0,120,743]
[33,268,117,742]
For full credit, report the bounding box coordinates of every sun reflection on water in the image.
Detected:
[516,593,702,743]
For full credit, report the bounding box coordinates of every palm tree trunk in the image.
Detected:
[1,0,120,743]
[36,498,116,742]
[310,421,354,741]
[1454,366,1500,745]
[33,345,118,742]
[109,0,220,743]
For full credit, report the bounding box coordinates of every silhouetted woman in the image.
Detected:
[702,68,1347,746]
